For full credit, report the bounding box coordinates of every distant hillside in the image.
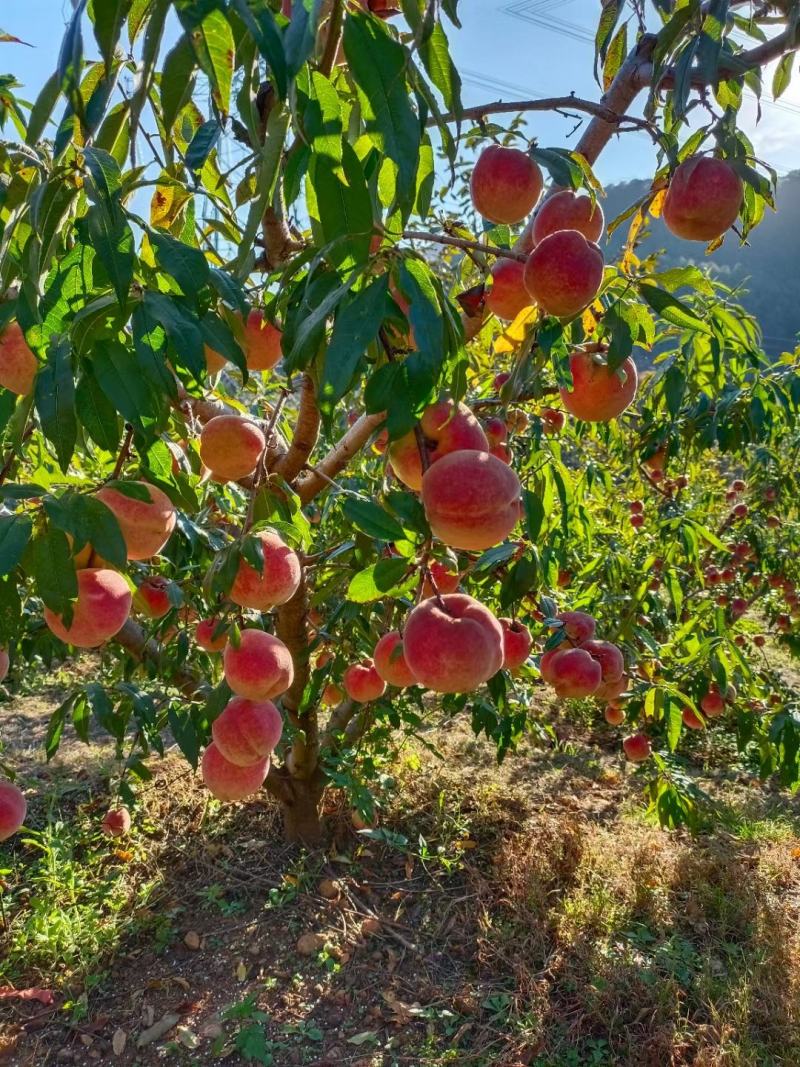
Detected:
[603,171,800,355]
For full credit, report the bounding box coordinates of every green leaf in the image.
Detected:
[180,7,234,115]
[131,301,179,399]
[343,13,420,216]
[160,33,197,134]
[772,51,794,100]
[76,368,122,452]
[0,514,33,577]
[284,0,324,82]
[320,275,389,419]
[44,697,71,761]
[185,118,222,174]
[84,147,123,204]
[86,202,134,305]
[199,311,247,376]
[342,497,405,541]
[639,284,712,335]
[141,291,205,379]
[25,70,61,146]
[230,0,287,100]
[530,146,583,190]
[44,493,127,569]
[347,558,412,603]
[34,339,76,474]
[523,489,545,543]
[603,21,627,91]
[91,0,132,71]
[418,21,462,117]
[304,70,343,163]
[149,229,209,297]
[91,341,165,429]
[663,363,685,418]
[308,141,373,272]
[31,527,77,616]
[595,0,623,69]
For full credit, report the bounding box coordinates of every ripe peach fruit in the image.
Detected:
[422,450,521,551]
[549,647,602,698]
[560,350,638,422]
[493,372,510,393]
[0,780,27,841]
[663,156,743,242]
[623,733,651,762]
[0,320,38,395]
[540,645,567,683]
[485,258,532,322]
[199,415,266,482]
[470,145,543,225]
[532,190,604,245]
[101,807,131,837]
[732,503,748,520]
[523,230,604,319]
[0,648,8,682]
[540,408,565,435]
[500,619,532,669]
[44,568,132,648]
[700,689,725,717]
[134,576,172,619]
[373,632,418,688]
[631,514,644,530]
[556,611,596,643]
[204,344,228,375]
[604,703,625,725]
[595,674,628,701]
[403,593,504,693]
[322,682,344,706]
[202,741,269,802]
[96,482,177,561]
[682,707,705,730]
[388,400,488,491]
[212,696,283,766]
[241,308,282,371]
[229,529,302,611]
[580,639,624,682]
[343,659,387,702]
[196,618,228,652]
[483,417,507,447]
[490,443,513,465]
[421,558,460,598]
[223,629,294,701]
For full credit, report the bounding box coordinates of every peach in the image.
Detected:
[343,659,387,702]
[388,400,488,491]
[483,417,507,446]
[202,741,269,802]
[594,673,628,701]
[700,689,725,717]
[229,529,302,610]
[422,450,521,551]
[556,611,596,643]
[580,639,624,682]
[500,618,532,669]
[101,807,131,837]
[96,482,177,561]
[403,593,504,693]
[470,145,543,225]
[241,308,282,371]
[560,350,638,422]
[44,568,132,648]
[682,707,705,730]
[493,372,510,393]
[540,646,567,683]
[0,320,38,395]
[212,696,283,766]
[523,230,604,319]
[490,443,513,465]
[0,648,8,682]
[196,618,228,652]
[199,415,266,482]
[134,576,172,619]
[223,629,294,700]
[204,344,227,374]
[549,647,602,698]
[532,190,605,244]
[322,682,344,706]
[485,258,532,321]
[0,780,27,841]
[540,407,565,435]
[604,703,625,725]
[663,156,743,242]
[623,733,651,762]
[422,558,460,598]
[373,632,417,688]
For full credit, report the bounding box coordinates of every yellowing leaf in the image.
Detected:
[649,188,668,219]
[494,305,538,354]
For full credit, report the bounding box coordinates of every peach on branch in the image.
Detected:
[373,632,418,688]
[556,611,596,644]
[202,741,269,802]
[532,190,605,245]
[663,156,743,242]
[523,230,604,319]
[204,344,228,375]
[212,696,283,766]
[0,780,27,841]
[470,145,543,225]
[199,415,266,482]
[539,645,567,683]
[490,443,513,465]
[229,529,302,611]
[196,618,228,653]
[44,568,132,648]
[540,408,565,435]
[559,350,638,422]
[134,576,173,619]
[101,807,131,837]
[421,558,460,598]
[403,593,504,693]
[604,703,625,726]
[500,618,532,669]
[682,707,705,730]
[421,450,521,551]
[485,258,532,322]
[223,629,294,701]
[549,647,602,698]
[493,372,510,393]
[580,639,624,683]
[241,308,282,371]
[623,733,651,762]
[700,688,725,717]
[0,320,38,395]
[388,400,488,491]
[594,673,628,701]
[322,682,344,706]
[95,482,177,561]
[343,659,387,702]
[483,417,507,446]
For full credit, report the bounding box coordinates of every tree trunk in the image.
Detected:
[281,776,326,845]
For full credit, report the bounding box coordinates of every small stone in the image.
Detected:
[183,930,201,950]
[296,932,325,956]
[319,878,341,900]
[360,917,381,937]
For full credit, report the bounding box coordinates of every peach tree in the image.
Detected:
[0,0,799,844]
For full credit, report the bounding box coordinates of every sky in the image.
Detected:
[1,0,799,186]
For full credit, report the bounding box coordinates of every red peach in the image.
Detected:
[595,674,628,701]
[764,486,778,502]
[622,733,651,762]
[663,156,743,242]
[101,807,131,837]
[766,515,780,529]
[196,618,228,653]
[44,568,132,648]
[560,350,638,422]
[732,503,748,520]
[403,593,504,693]
[241,308,282,371]
[373,631,417,688]
[0,320,38,395]
[532,190,605,244]
[485,258,532,322]
[490,443,513,465]
[700,690,725,717]
[202,741,269,802]
[223,629,294,701]
[134,576,173,619]
[682,707,705,730]
[631,514,645,530]
[540,646,567,684]
[493,372,511,393]
[388,400,489,491]
[580,639,624,682]
[483,417,508,446]
[96,481,176,561]
[523,230,604,319]
[550,647,603,698]
[630,500,644,514]
[204,344,227,375]
[754,635,766,648]
[470,145,543,225]
[731,479,746,492]
[212,696,283,766]
[422,450,521,551]
[322,682,344,706]
[604,703,625,725]
[540,407,566,435]
[499,618,532,669]
[0,780,26,841]
[422,558,460,598]
[556,611,596,644]
[229,529,302,611]
[343,659,387,702]
[199,415,266,483]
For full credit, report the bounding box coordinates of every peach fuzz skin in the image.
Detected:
[470,145,543,225]
[532,190,605,245]
[196,618,228,653]
[500,619,532,669]
[241,309,282,371]
[44,568,132,649]
[373,632,418,688]
[201,742,269,802]
[0,780,27,841]
[403,594,504,694]
[229,529,302,611]
[663,156,743,243]
[199,415,266,483]
[388,400,488,492]
[560,351,638,422]
[523,230,604,319]
[485,258,532,322]
[421,450,521,551]
[101,807,131,837]
[212,697,283,766]
[0,320,38,395]
[95,482,176,561]
[223,629,294,701]
[343,660,387,703]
